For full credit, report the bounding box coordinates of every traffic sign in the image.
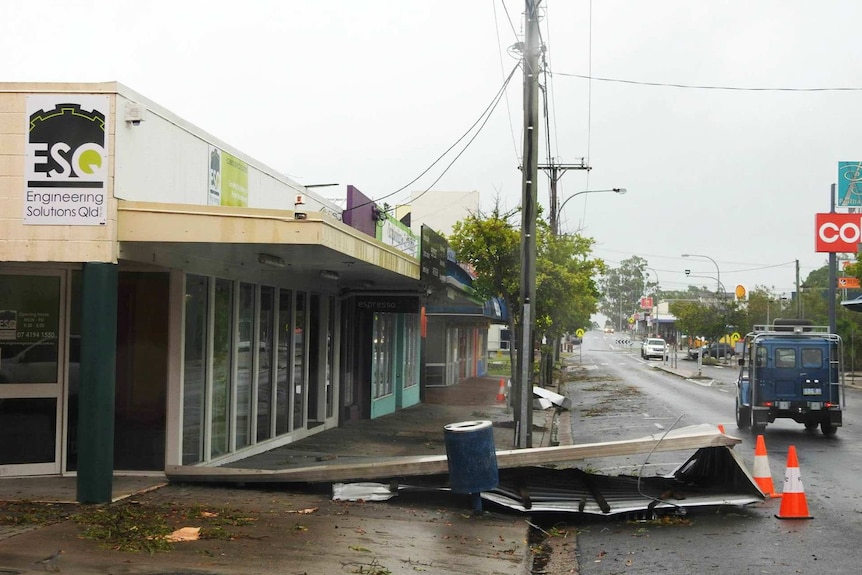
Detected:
[576,328,585,337]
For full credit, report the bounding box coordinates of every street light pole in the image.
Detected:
[617,278,623,332]
[646,267,660,337]
[555,188,627,235]
[685,274,726,297]
[541,159,591,236]
[682,253,721,296]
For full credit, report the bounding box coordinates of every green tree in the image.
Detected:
[536,223,604,342]
[669,289,745,346]
[448,202,603,384]
[448,203,521,375]
[597,256,650,331]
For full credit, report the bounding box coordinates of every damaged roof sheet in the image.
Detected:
[341,445,764,516]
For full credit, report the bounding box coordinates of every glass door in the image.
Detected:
[0,271,65,476]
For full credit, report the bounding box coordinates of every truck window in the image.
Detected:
[801,348,822,368]
[755,346,767,367]
[775,348,796,368]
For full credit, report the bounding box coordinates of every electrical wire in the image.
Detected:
[493,0,521,166]
[409,68,518,205]
[498,0,521,45]
[343,62,520,214]
[556,72,862,92]
[542,1,561,162]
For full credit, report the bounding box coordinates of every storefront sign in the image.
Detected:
[420,225,447,286]
[208,147,248,207]
[356,295,419,314]
[24,95,109,225]
[838,162,862,207]
[377,215,418,258]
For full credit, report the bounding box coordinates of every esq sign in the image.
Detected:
[815,213,862,252]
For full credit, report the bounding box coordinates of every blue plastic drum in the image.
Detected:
[443,420,499,494]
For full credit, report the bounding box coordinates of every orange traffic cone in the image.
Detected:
[753,434,780,498]
[717,424,726,434]
[775,445,812,520]
[496,378,506,402]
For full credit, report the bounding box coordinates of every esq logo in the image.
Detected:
[815,213,862,252]
[26,101,107,184]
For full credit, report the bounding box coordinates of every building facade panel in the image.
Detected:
[0,82,424,490]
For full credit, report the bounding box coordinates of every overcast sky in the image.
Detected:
[5,1,861,298]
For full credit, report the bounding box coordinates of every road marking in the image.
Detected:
[654,422,665,430]
[687,378,715,387]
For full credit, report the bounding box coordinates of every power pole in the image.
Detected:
[517,0,540,449]
[795,259,801,318]
[541,159,591,236]
[829,183,837,333]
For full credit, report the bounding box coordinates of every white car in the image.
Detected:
[641,338,667,360]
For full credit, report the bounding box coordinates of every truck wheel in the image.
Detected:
[804,421,818,431]
[735,398,750,430]
[821,421,838,436]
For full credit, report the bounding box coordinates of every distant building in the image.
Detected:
[401,190,480,237]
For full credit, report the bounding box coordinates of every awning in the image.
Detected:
[116,200,420,289]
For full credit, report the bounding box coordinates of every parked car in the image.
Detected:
[641,337,667,360]
[689,342,736,359]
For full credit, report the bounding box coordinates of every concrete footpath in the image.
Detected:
[0,376,571,575]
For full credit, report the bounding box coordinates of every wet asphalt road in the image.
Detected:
[564,331,862,575]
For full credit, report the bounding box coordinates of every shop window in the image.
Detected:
[276,289,292,435]
[210,278,233,458]
[257,286,275,442]
[372,313,395,399]
[182,275,209,465]
[404,314,419,389]
[293,292,306,431]
[325,296,335,418]
[236,283,255,449]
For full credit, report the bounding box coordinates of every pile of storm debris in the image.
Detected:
[168,424,765,517]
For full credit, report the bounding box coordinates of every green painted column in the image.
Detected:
[77,263,118,504]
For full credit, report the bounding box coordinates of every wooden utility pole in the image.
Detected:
[796,259,801,318]
[829,183,837,333]
[542,159,591,236]
[517,0,540,449]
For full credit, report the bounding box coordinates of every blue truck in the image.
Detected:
[735,320,844,435]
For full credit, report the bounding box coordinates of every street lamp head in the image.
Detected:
[613,188,627,195]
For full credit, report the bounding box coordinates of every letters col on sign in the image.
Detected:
[815,213,862,252]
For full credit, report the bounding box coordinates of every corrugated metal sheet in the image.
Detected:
[396,446,764,516]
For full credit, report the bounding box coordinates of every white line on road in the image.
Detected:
[687,378,715,387]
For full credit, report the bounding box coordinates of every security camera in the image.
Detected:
[294,193,307,220]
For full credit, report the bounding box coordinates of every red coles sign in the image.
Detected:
[815,213,862,252]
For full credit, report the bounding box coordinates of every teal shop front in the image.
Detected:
[341,295,421,420]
